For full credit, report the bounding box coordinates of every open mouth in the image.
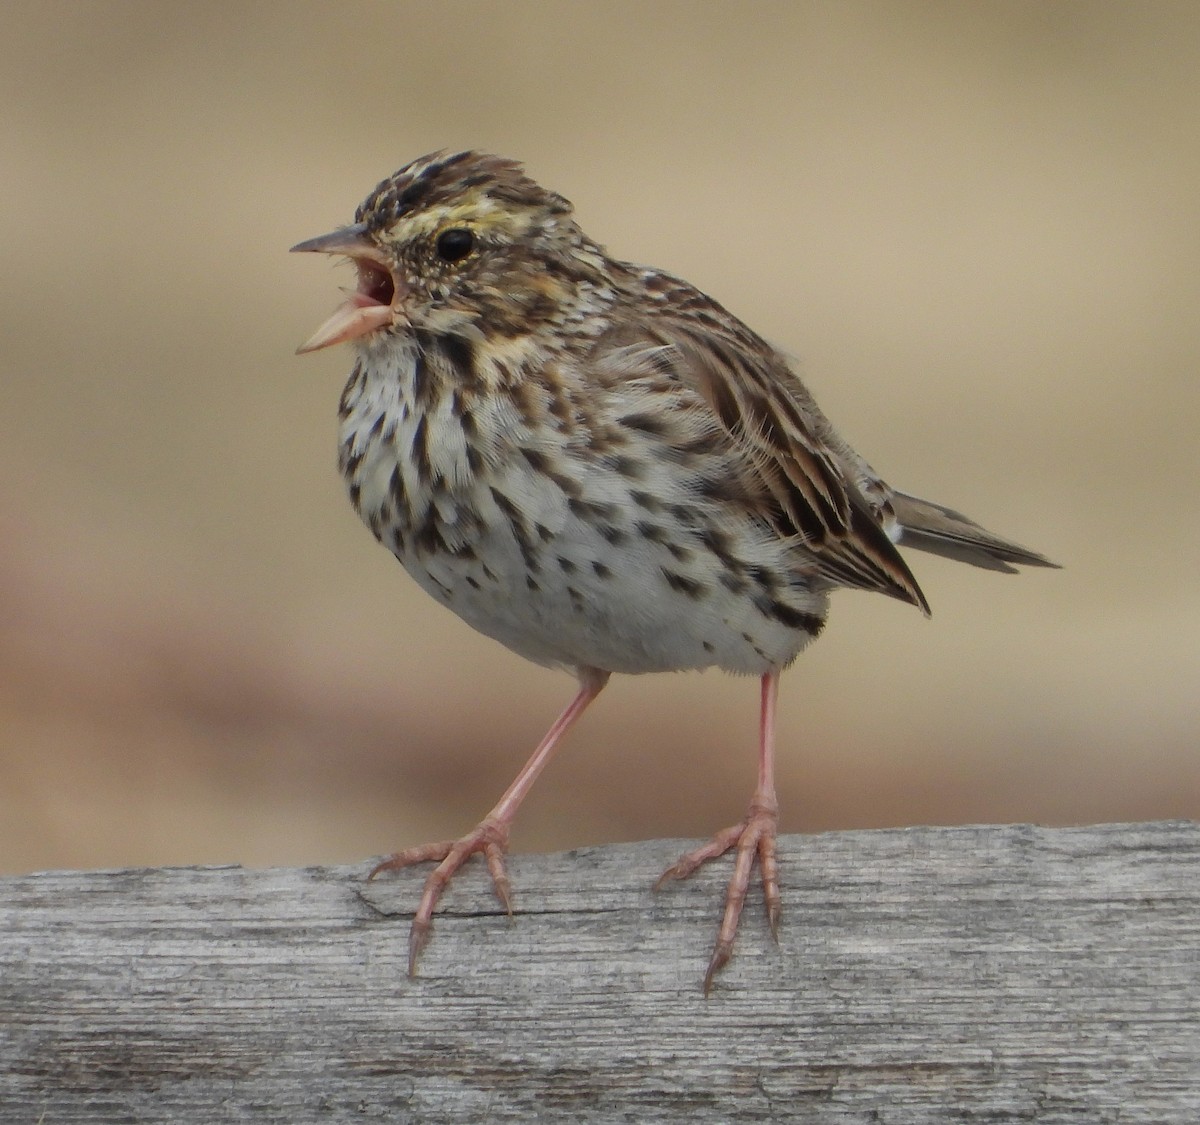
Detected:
[356,259,395,307]
[291,225,404,354]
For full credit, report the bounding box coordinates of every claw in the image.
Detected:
[363,672,609,975]
[654,824,743,888]
[485,846,514,916]
[407,916,432,977]
[657,803,781,994]
[367,839,457,881]
[368,819,512,976]
[703,940,733,997]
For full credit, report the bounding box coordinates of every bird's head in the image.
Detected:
[292,150,603,354]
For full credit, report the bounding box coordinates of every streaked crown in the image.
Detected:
[355,150,573,235]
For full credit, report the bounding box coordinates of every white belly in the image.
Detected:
[339,345,827,677]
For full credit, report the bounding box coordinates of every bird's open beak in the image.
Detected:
[290,223,406,354]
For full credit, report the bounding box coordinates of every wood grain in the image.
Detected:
[2,822,1198,1122]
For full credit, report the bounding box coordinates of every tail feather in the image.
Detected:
[890,491,1059,574]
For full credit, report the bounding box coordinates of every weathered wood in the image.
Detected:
[1,823,1197,1122]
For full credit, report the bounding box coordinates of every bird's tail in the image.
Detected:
[890,491,1059,574]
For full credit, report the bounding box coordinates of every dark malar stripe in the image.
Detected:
[410,349,433,409]
[441,333,480,392]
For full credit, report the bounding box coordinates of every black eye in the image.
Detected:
[435,228,474,262]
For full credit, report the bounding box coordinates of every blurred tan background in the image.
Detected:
[2,2,1197,876]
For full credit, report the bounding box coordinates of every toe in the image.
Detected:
[483,843,514,914]
[654,823,745,889]
[367,839,456,880]
[703,938,735,996]
[407,916,432,977]
[670,806,782,993]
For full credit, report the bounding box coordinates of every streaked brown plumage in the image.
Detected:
[293,150,1056,992]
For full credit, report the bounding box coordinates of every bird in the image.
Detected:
[292,150,1056,992]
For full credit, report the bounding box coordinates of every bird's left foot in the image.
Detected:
[655,802,780,994]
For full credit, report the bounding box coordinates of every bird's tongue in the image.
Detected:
[296,292,393,354]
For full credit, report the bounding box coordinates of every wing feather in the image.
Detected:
[601,279,929,613]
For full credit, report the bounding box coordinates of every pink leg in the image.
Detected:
[656,670,781,994]
[369,667,610,975]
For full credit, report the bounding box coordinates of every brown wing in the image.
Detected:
[609,276,929,613]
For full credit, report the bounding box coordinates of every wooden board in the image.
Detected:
[2,822,1198,1122]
